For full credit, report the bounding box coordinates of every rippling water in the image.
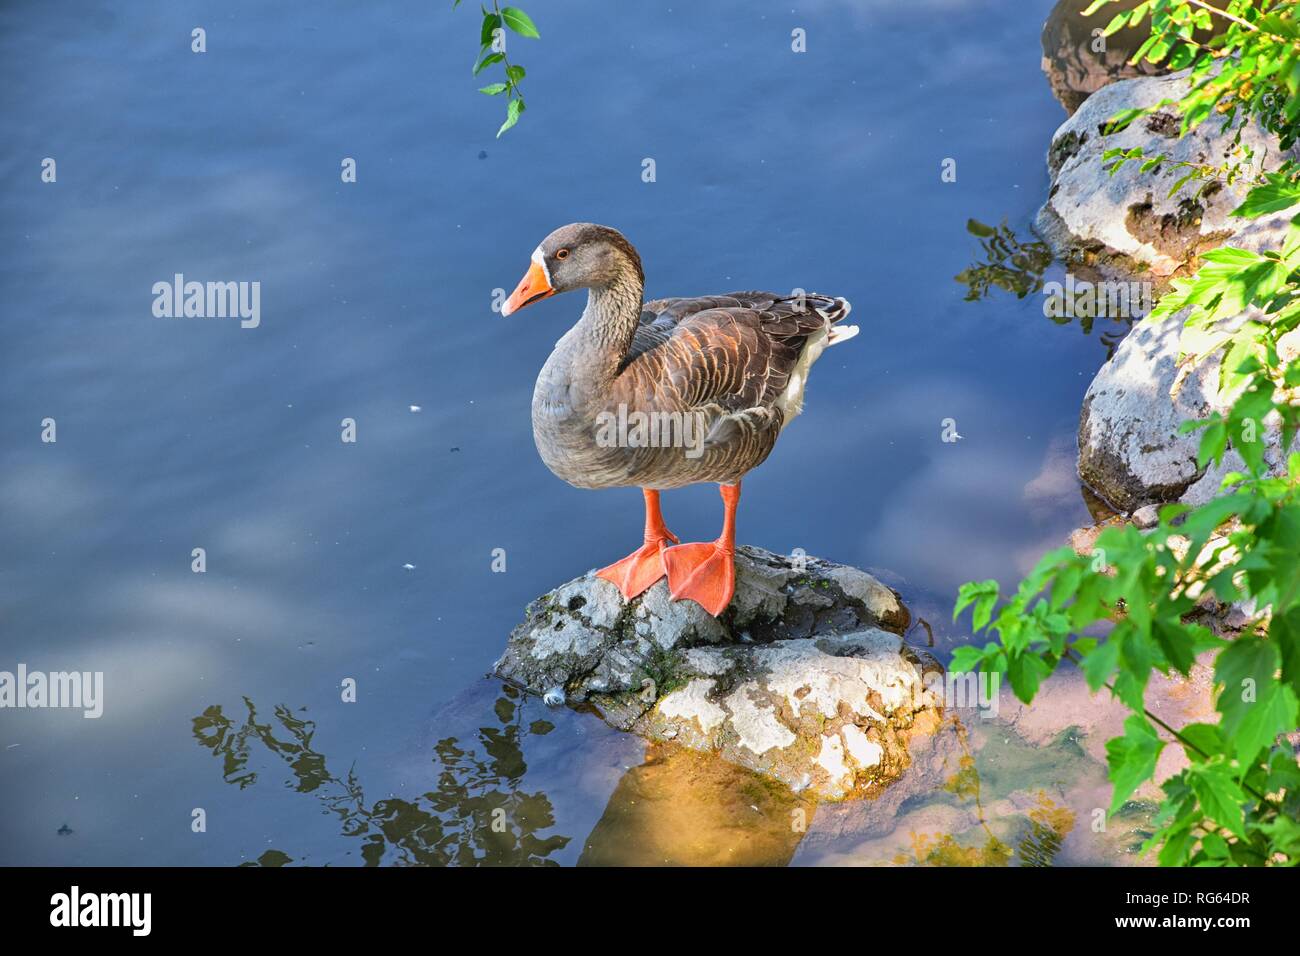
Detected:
[0,0,1141,865]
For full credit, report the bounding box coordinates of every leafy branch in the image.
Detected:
[1084,0,1300,146]
[954,1,1300,866]
[456,1,540,137]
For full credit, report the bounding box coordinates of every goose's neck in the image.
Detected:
[557,268,644,399]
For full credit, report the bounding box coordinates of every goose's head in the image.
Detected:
[502,223,643,316]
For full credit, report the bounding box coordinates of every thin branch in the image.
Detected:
[490,1,523,99]
[1183,0,1257,32]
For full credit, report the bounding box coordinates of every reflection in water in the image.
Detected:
[955,219,1052,302]
[579,742,815,867]
[893,717,1075,867]
[1018,792,1076,867]
[955,218,1131,358]
[192,685,571,865]
[191,689,1117,867]
[1040,0,1163,115]
[895,716,1013,866]
[1040,0,1222,115]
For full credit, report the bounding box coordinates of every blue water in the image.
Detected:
[0,0,1126,865]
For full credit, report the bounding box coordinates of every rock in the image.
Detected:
[493,545,941,799]
[1131,504,1160,529]
[1079,311,1300,510]
[1036,71,1298,280]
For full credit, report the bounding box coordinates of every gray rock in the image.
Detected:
[1036,71,1297,279]
[1079,312,1299,510]
[493,545,942,799]
[1130,504,1160,529]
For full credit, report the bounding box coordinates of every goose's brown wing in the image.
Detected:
[612,291,849,450]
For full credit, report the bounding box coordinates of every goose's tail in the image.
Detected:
[810,294,857,345]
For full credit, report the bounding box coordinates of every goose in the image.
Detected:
[502,223,857,616]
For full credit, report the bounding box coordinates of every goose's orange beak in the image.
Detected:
[502,261,555,316]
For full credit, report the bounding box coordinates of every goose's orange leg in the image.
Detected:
[596,489,679,600]
[662,482,740,616]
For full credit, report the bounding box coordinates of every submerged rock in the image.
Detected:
[493,545,943,799]
[1036,71,1297,279]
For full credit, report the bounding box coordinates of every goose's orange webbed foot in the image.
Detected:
[595,489,678,600]
[662,482,741,617]
[597,537,676,599]
[662,541,735,616]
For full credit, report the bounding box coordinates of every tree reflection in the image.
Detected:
[955,218,1131,358]
[192,684,570,866]
[955,219,1053,302]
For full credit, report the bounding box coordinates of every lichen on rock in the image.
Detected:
[493,545,942,799]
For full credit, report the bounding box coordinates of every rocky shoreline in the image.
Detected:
[1040,69,1300,516]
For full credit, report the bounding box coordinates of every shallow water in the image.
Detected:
[1,0,1139,865]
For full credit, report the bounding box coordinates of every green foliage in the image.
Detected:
[954,438,1300,863]
[456,1,540,136]
[953,1,1300,866]
[1084,0,1300,146]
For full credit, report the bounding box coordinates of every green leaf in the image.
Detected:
[1157,820,1197,866]
[1081,636,1120,693]
[506,64,526,84]
[473,52,504,75]
[1103,11,1130,37]
[1216,637,1293,762]
[1274,607,1300,697]
[1177,722,1224,762]
[501,7,540,38]
[1167,43,1196,71]
[954,579,998,625]
[1200,830,1230,862]
[1153,619,1197,675]
[949,645,985,673]
[1167,170,1198,199]
[1232,683,1298,765]
[478,82,508,95]
[1197,417,1228,469]
[1102,107,1145,134]
[1232,178,1300,218]
[1007,651,1051,703]
[496,95,525,137]
[1188,763,1246,837]
[1106,715,1165,815]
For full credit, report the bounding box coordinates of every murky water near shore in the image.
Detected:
[1,0,1145,865]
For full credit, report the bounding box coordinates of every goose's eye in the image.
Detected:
[555,248,570,260]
